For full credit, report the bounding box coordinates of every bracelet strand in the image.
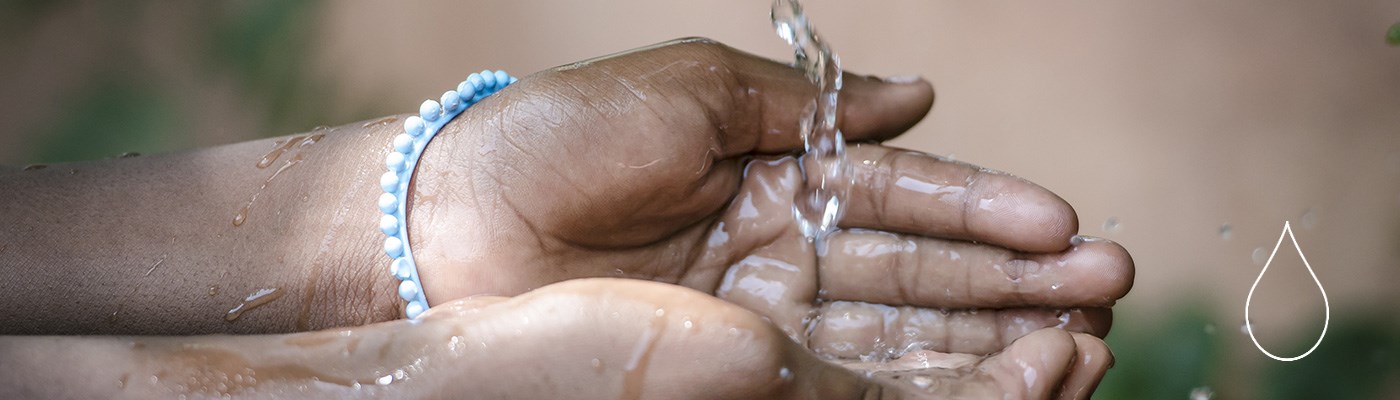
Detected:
[378,70,516,319]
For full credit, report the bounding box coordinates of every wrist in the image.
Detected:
[372,71,520,316]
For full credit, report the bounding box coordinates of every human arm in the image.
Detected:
[0,279,1110,399]
[0,118,405,334]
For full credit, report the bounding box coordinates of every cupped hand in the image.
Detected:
[371,279,1111,399]
[406,38,1133,362]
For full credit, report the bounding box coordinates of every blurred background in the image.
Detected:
[2,0,1398,398]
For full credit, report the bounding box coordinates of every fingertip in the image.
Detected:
[840,73,936,142]
[1062,333,1113,400]
[1063,239,1135,306]
[966,172,1079,253]
[990,328,1077,397]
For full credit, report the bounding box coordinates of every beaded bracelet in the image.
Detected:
[378,70,516,319]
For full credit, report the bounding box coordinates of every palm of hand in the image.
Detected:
[405,39,1132,397]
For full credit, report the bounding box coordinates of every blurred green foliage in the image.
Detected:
[34,73,182,163]
[7,0,337,164]
[1096,299,1399,400]
[1388,22,1400,46]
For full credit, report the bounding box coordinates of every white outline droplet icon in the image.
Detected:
[1244,221,1329,361]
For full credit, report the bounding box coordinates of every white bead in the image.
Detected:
[406,301,426,319]
[467,73,484,92]
[379,171,400,193]
[441,91,461,112]
[378,193,398,214]
[419,100,442,122]
[398,280,419,301]
[403,116,425,137]
[457,80,477,102]
[385,151,406,172]
[384,236,404,258]
[393,133,414,154]
[392,258,413,280]
[493,70,510,88]
[379,214,399,236]
[479,69,497,88]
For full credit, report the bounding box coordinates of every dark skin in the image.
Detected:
[0,38,1132,398]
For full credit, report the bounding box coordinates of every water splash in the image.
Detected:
[1102,216,1121,233]
[1244,221,1329,361]
[1189,386,1214,400]
[772,0,852,242]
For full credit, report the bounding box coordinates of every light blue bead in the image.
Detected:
[393,134,414,154]
[509,76,518,85]
[479,69,497,88]
[384,237,404,258]
[378,193,398,214]
[419,100,442,122]
[379,171,400,193]
[379,215,399,236]
[467,73,485,92]
[494,70,510,87]
[456,80,477,101]
[393,258,413,280]
[441,90,462,112]
[398,280,419,301]
[406,301,426,319]
[403,116,425,137]
[385,151,406,172]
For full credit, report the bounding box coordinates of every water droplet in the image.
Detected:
[1203,324,1216,335]
[1218,224,1232,240]
[207,286,220,297]
[1245,221,1329,361]
[1102,217,1121,233]
[233,207,249,227]
[683,319,693,330]
[910,375,934,389]
[1251,247,1268,265]
[1189,386,1214,400]
[1050,282,1064,290]
[1299,207,1317,229]
[778,367,793,382]
[225,288,285,321]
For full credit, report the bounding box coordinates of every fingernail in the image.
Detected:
[881,74,923,84]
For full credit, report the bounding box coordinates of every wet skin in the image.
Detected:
[413,38,1132,358]
[0,38,1132,398]
[0,279,1113,399]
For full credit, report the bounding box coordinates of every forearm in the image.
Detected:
[0,116,408,334]
[0,316,451,399]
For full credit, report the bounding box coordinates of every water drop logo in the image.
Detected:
[1244,221,1329,361]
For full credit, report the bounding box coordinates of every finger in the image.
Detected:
[842,144,1079,253]
[593,37,936,155]
[1055,333,1113,400]
[807,301,1112,357]
[536,279,898,400]
[980,328,1079,399]
[718,43,937,153]
[818,230,1135,309]
[852,329,1082,399]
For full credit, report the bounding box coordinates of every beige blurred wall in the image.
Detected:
[1,1,1396,392]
